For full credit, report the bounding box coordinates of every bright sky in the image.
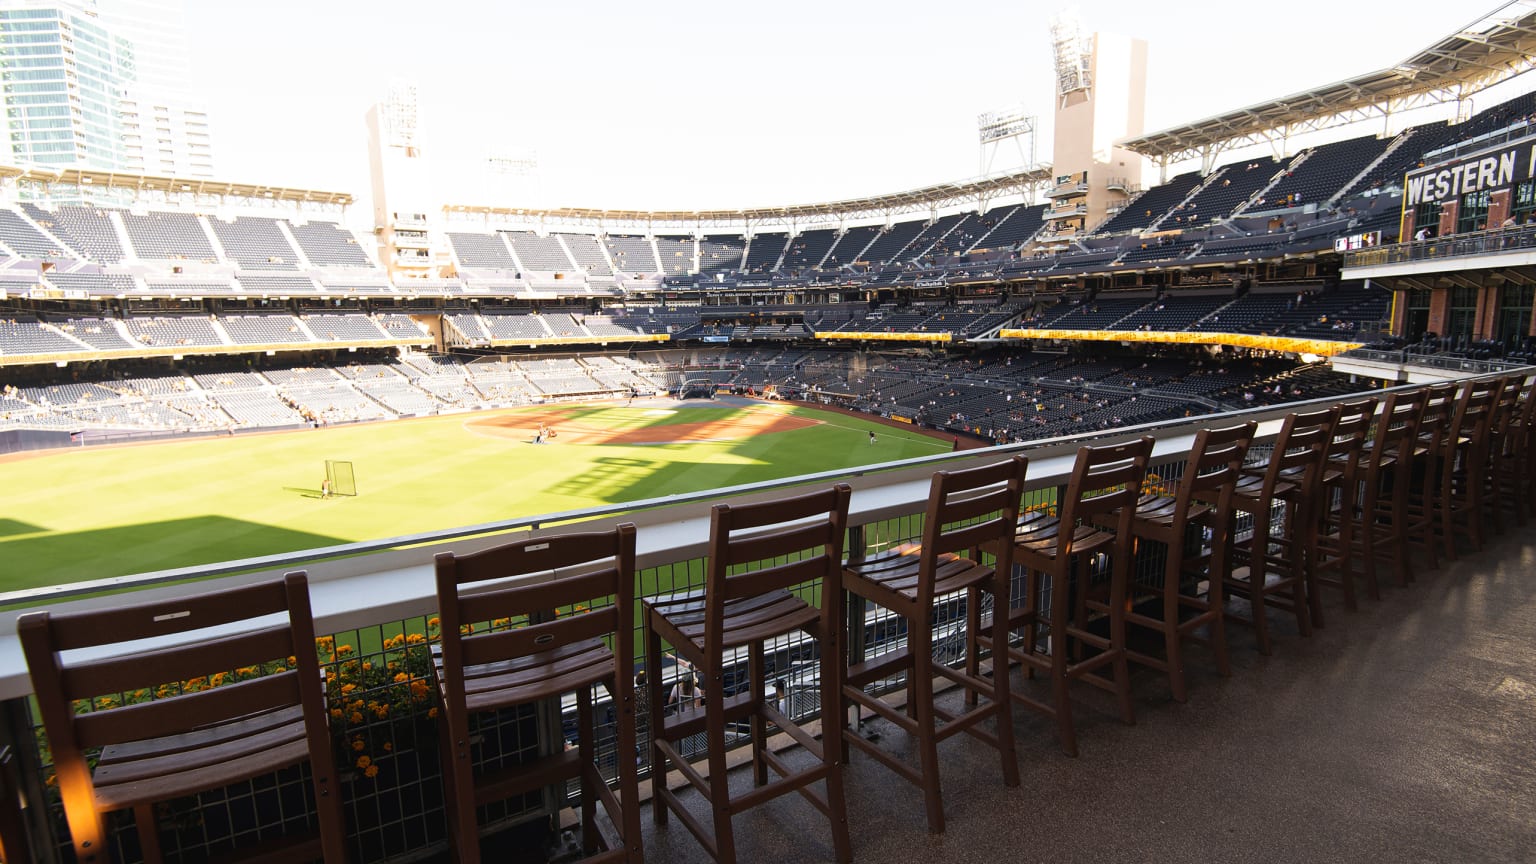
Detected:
[183,0,1492,213]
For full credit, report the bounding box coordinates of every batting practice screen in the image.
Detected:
[325,460,357,496]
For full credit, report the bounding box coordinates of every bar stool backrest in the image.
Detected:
[434,524,638,713]
[1057,437,1155,553]
[704,484,852,656]
[18,571,340,862]
[1328,398,1379,469]
[1257,406,1338,493]
[1372,388,1427,470]
[914,455,1029,607]
[1373,388,1427,449]
[1449,379,1502,456]
[1179,421,1257,515]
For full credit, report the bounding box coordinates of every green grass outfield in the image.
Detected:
[0,399,949,592]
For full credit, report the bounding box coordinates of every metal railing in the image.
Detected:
[1344,223,1536,268]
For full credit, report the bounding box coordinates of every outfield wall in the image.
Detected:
[0,429,68,454]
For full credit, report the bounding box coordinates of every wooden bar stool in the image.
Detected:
[1319,388,1425,601]
[432,524,643,864]
[1114,422,1254,703]
[1492,374,1536,523]
[1407,383,1459,574]
[644,485,852,864]
[1224,408,1336,655]
[999,437,1152,757]
[1308,398,1377,626]
[1485,375,1530,531]
[1378,387,1432,587]
[18,572,348,864]
[838,456,1027,834]
[1438,379,1501,559]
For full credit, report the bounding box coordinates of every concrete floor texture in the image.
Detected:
[542,530,1536,864]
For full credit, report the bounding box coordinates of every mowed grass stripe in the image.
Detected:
[0,403,947,591]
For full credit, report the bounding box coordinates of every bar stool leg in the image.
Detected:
[820,617,853,864]
[645,625,668,827]
[908,614,945,834]
[705,681,737,864]
[748,643,768,788]
[1162,553,1189,704]
[988,571,1021,788]
[577,687,598,855]
[1108,559,1135,725]
[1049,573,1078,757]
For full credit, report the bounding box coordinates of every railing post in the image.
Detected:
[844,523,867,737]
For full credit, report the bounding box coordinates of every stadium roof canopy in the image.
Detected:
[1119,0,1536,168]
[443,166,1053,231]
[2,165,354,207]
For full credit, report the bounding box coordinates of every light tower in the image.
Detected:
[1045,8,1146,239]
[977,108,1039,178]
[366,80,439,283]
[484,148,540,208]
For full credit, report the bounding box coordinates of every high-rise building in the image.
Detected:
[0,1,134,168]
[0,0,213,176]
[95,0,214,176]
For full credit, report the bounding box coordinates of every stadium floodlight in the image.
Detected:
[487,151,538,176]
[382,79,419,153]
[977,109,1035,144]
[977,107,1039,179]
[1050,8,1092,98]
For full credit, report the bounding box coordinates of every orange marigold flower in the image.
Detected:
[355,755,371,769]
[382,742,393,752]
[428,707,439,719]
[349,711,364,724]
[352,738,365,751]
[364,764,379,778]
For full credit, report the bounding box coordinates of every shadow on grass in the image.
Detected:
[0,518,47,538]
[0,515,352,600]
